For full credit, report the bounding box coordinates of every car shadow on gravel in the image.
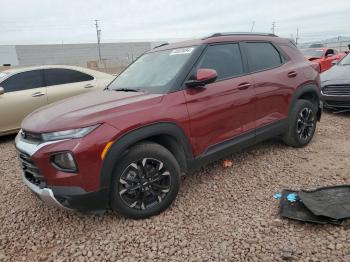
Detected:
[324,108,350,118]
[0,134,16,144]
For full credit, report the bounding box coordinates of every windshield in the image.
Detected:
[108,47,196,94]
[300,49,324,58]
[339,54,350,65]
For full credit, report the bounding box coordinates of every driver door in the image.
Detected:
[184,43,255,156]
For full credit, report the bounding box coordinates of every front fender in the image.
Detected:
[99,122,193,191]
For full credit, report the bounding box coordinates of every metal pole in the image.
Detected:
[271,21,276,34]
[296,28,299,46]
[95,19,102,62]
[250,21,255,32]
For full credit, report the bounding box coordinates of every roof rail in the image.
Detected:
[203,32,277,39]
[153,42,169,49]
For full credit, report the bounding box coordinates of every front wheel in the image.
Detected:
[110,142,181,219]
[283,99,317,148]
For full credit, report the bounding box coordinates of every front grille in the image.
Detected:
[17,150,46,188]
[322,85,350,96]
[325,100,350,108]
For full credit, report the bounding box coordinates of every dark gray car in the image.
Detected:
[321,54,350,108]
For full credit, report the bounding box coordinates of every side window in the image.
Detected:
[245,42,283,72]
[196,43,244,81]
[1,70,44,92]
[44,69,94,86]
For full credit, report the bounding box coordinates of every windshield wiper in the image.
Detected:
[113,88,141,92]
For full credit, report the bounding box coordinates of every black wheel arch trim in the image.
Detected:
[289,83,322,121]
[99,122,194,191]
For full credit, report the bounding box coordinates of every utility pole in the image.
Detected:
[250,21,255,32]
[295,28,300,46]
[94,19,102,62]
[338,36,341,51]
[271,21,276,34]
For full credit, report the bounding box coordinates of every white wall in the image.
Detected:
[0,45,19,66]
[15,42,151,66]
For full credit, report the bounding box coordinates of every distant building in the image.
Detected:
[0,42,152,68]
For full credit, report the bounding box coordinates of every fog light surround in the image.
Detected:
[51,152,78,172]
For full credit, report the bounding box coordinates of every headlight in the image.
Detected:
[41,124,100,141]
[51,152,78,172]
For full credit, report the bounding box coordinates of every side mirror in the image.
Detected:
[185,68,218,88]
[331,60,339,66]
[0,87,4,95]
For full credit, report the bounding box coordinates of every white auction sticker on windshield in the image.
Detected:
[170,47,194,56]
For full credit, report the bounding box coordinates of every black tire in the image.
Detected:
[110,142,180,219]
[283,99,317,148]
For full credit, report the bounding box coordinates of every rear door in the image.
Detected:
[242,41,298,130]
[43,68,97,104]
[0,70,47,133]
[184,43,255,156]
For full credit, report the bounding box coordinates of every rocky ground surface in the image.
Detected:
[1,112,350,261]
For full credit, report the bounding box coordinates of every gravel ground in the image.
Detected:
[1,112,350,261]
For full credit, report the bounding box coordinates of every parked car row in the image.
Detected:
[0,65,114,136]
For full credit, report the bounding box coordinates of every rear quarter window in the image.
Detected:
[44,69,94,86]
[245,42,283,72]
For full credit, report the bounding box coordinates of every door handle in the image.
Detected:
[84,84,94,88]
[287,71,298,78]
[32,92,45,97]
[238,82,251,90]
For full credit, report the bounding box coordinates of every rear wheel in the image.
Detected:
[110,142,180,219]
[283,99,317,148]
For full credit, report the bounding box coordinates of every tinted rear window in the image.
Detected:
[245,42,283,72]
[44,69,93,86]
[1,70,44,92]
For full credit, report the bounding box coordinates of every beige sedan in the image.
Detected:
[0,65,114,136]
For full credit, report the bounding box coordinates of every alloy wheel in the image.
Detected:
[296,107,315,141]
[118,158,171,210]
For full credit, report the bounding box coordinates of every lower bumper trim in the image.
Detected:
[23,175,72,210]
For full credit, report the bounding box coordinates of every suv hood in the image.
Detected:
[321,65,350,83]
[22,90,163,133]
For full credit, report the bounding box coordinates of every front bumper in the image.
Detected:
[15,124,118,211]
[22,173,71,210]
[321,83,350,108]
[322,97,350,108]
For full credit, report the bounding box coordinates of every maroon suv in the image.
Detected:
[15,33,321,219]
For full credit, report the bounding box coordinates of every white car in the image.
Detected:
[0,65,114,135]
